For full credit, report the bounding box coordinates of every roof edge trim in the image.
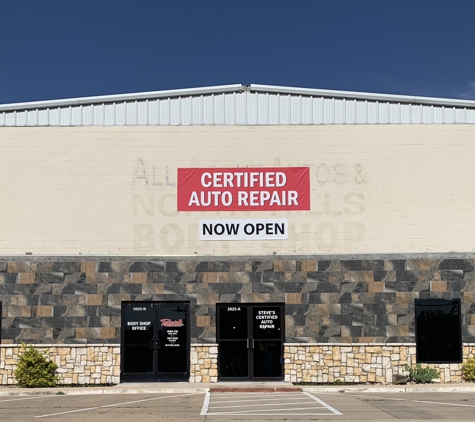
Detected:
[0,84,244,112]
[250,84,475,108]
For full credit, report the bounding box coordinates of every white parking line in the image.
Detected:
[345,393,475,409]
[211,396,310,404]
[0,396,61,403]
[35,392,203,418]
[202,391,342,416]
[304,392,342,415]
[210,400,318,409]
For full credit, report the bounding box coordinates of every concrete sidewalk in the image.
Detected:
[1,381,475,396]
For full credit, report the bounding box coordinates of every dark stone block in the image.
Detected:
[375,314,393,326]
[317,282,340,293]
[387,260,406,270]
[142,261,165,272]
[120,283,143,295]
[362,326,386,337]
[60,284,76,294]
[352,314,376,326]
[341,303,363,317]
[41,316,65,329]
[284,282,306,293]
[0,262,7,272]
[450,280,466,292]
[363,304,386,316]
[84,306,99,316]
[451,259,474,270]
[164,284,186,295]
[38,273,65,284]
[165,262,179,272]
[287,315,306,326]
[194,262,209,272]
[252,283,274,293]
[329,314,352,325]
[105,284,121,294]
[395,281,418,292]
[7,284,32,295]
[209,283,244,294]
[64,317,89,327]
[374,293,396,303]
[307,272,330,282]
[396,271,418,282]
[438,259,452,270]
[374,271,388,282]
[262,272,286,283]
[363,260,385,271]
[64,273,86,284]
[419,291,452,299]
[52,262,78,273]
[98,262,113,272]
[209,262,230,272]
[0,274,18,283]
[98,306,121,316]
[317,261,331,271]
[285,304,310,315]
[353,282,368,293]
[441,270,464,282]
[2,328,22,340]
[128,262,143,272]
[346,325,363,337]
[338,293,352,303]
[252,261,274,272]
[15,317,42,329]
[341,260,363,271]
[151,272,175,283]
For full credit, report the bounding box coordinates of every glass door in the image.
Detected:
[217,303,284,381]
[121,301,190,382]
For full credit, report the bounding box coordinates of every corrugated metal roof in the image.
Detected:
[1,84,475,126]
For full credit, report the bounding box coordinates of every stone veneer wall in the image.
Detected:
[2,343,474,385]
[1,255,475,345]
[0,344,120,385]
[0,344,217,385]
[284,344,475,384]
[190,344,218,383]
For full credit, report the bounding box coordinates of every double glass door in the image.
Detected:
[217,303,284,381]
[121,301,190,382]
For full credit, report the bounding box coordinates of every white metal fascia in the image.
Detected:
[0,84,244,112]
[249,84,475,109]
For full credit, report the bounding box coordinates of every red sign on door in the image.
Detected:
[177,167,310,211]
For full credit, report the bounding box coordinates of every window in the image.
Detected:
[415,299,462,363]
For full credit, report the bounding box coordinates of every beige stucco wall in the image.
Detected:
[1,125,474,255]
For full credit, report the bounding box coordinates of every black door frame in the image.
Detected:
[216,303,285,381]
[120,301,190,382]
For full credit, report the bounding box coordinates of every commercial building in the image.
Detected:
[0,84,475,384]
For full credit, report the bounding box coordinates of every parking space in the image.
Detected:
[339,391,475,421]
[202,391,342,419]
[0,392,206,422]
[1,389,475,421]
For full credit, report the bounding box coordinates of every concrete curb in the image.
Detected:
[1,383,475,396]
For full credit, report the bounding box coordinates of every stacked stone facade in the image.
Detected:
[0,344,120,385]
[1,255,475,345]
[284,344,475,384]
[2,343,474,385]
[190,344,218,383]
[1,255,475,384]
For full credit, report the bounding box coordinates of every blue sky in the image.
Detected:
[1,1,475,104]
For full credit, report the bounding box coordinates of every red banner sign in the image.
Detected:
[177,167,310,211]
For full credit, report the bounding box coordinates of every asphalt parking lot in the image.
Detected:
[1,391,475,421]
